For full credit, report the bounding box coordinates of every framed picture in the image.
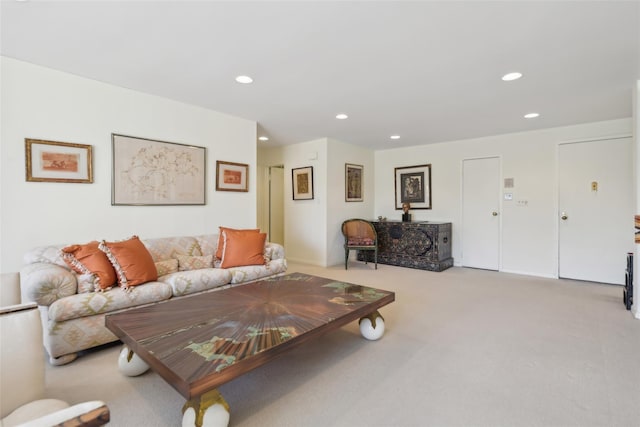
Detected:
[111,134,206,205]
[216,160,249,192]
[394,164,432,210]
[292,166,314,200]
[25,139,93,183]
[345,163,363,202]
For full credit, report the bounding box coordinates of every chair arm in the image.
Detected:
[17,401,109,427]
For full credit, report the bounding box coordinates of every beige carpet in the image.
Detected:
[45,262,640,427]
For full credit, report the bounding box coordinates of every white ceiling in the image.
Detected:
[1,1,638,150]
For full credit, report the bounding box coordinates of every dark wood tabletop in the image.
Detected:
[105,272,395,399]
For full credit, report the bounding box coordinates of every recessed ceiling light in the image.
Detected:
[390,135,401,140]
[235,75,253,84]
[502,72,523,81]
[524,113,540,119]
[336,113,348,120]
[258,136,269,141]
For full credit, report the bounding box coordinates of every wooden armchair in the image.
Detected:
[341,219,378,270]
[0,303,110,426]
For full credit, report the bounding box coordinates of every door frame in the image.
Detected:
[555,133,632,279]
[460,155,503,271]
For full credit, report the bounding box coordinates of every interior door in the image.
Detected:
[558,137,633,284]
[462,157,501,270]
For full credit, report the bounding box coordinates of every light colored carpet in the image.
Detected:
[45,262,640,427]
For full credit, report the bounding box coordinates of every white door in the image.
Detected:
[558,137,633,284]
[462,157,501,270]
[268,166,284,245]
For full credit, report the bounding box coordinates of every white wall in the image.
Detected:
[326,138,375,267]
[281,138,328,266]
[0,57,258,272]
[375,118,633,278]
[634,80,640,319]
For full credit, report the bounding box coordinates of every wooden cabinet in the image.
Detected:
[357,221,453,272]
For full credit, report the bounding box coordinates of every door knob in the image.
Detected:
[492,211,498,216]
[561,212,568,220]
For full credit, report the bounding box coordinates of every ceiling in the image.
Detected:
[1,1,638,150]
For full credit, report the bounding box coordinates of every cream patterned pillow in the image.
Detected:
[176,254,214,271]
[155,259,179,276]
[76,273,97,294]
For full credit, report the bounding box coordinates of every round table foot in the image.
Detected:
[182,389,230,427]
[359,311,385,340]
[117,345,149,376]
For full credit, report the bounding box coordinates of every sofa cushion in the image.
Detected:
[158,269,232,297]
[155,259,179,276]
[216,227,260,259]
[48,281,173,322]
[99,236,158,289]
[142,236,202,262]
[176,255,214,271]
[220,230,267,268]
[60,241,117,291]
[229,258,288,284]
[194,234,218,257]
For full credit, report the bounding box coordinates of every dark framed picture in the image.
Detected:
[216,160,249,192]
[292,166,314,200]
[345,163,363,202]
[25,139,93,183]
[112,133,206,205]
[394,164,432,209]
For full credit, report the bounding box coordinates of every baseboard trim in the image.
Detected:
[499,269,557,279]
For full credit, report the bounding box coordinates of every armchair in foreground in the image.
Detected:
[0,303,110,427]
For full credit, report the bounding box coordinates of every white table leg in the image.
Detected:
[359,310,385,340]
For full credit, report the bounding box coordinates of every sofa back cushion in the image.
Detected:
[142,236,202,262]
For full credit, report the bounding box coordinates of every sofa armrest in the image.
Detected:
[20,263,77,306]
[265,242,285,261]
[17,401,109,427]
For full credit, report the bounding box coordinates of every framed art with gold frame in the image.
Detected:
[216,160,249,192]
[25,138,93,183]
[345,163,363,202]
[292,166,314,200]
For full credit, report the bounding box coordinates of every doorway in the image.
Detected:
[462,157,501,270]
[558,137,633,284]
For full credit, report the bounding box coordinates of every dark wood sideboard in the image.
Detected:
[357,220,453,272]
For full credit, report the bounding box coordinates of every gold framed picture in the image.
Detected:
[345,163,363,202]
[25,139,93,183]
[215,160,249,192]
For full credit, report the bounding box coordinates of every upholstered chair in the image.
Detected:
[341,219,378,270]
[0,303,110,426]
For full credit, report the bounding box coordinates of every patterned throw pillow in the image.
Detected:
[99,236,158,289]
[176,254,214,271]
[61,241,117,291]
[76,273,98,294]
[155,259,179,276]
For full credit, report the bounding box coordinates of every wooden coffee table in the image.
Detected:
[105,272,395,427]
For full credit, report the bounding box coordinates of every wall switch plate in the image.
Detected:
[504,193,513,200]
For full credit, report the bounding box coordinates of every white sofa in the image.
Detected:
[20,233,287,365]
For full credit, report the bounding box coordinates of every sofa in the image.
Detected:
[20,233,287,365]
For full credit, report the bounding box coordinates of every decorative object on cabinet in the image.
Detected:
[402,202,411,222]
[341,219,377,270]
[358,220,452,271]
[25,139,93,183]
[292,166,314,200]
[394,164,431,210]
[111,134,206,206]
[345,163,363,202]
[215,160,249,192]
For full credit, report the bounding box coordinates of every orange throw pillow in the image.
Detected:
[99,236,157,289]
[220,229,267,268]
[216,227,260,259]
[61,241,117,291]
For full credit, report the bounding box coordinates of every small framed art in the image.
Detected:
[345,163,363,202]
[394,164,432,209]
[292,166,314,200]
[216,161,249,192]
[25,138,93,183]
